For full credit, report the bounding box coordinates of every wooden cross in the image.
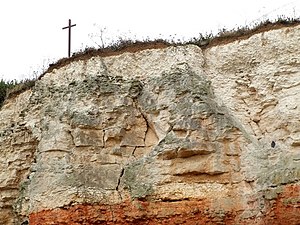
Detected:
[62,19,76,57]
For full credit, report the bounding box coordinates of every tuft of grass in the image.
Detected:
[0,78,36,108]
[42,17,300,78]
[6,79,36,98]
[0,79,17,107]
[2,16,300,109]
[186,16,300,48]
[41,38,172,78]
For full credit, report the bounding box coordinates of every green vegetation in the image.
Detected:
[0,79,36,107]
[186,16,300,47]
[0,79,18,106]
[1,17,299,109]
[86,16,300,50]
[45,17,300,75]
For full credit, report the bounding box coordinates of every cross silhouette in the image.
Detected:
[62,19,76,57]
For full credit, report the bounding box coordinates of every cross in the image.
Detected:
[62,19,76,57]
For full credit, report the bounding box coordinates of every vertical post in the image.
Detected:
[68,19,71,58]
[62,19,76,57]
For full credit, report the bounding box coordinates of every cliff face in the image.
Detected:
[0,25,300,225]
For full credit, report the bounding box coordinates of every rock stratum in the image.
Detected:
[1,25,300,225]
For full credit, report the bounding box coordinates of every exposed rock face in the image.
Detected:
[0,25,300,224]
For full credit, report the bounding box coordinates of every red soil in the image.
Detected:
[29,184,300,225]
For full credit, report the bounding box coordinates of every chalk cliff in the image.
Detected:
[0,24,299,224]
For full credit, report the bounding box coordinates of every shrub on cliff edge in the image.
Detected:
[0,79,36,108]
[0,79,17,107]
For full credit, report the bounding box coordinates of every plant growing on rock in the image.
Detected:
[0,78,36,108]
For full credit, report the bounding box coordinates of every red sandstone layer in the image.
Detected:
[263,184,300,224]
[29,200,235,225]
[29,185,300,225]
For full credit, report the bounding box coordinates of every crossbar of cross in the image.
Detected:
[62,19,76,57]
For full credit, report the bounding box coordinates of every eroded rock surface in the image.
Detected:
[0,26,299,224]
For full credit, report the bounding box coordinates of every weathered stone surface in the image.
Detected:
[0,25,299,224]
[71,128,104,147]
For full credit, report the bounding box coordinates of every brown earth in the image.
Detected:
[42,20,300,77]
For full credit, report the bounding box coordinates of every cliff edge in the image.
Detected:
[0,24,299,224]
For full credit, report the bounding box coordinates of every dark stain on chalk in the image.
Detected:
[271,141,276,148]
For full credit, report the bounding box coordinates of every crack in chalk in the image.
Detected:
[133,99,150,145]
[140,112,150,144]
[131,146,137,157]
[102,129,106,148]
[68,129,76,146]
[116,168,125,191]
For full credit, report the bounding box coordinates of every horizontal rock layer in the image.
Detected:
[0,25,300,224]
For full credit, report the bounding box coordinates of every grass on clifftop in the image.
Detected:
[1,17,300,108]
[44,17,300,75]
[0,80,16,106]
[0,79,35,107]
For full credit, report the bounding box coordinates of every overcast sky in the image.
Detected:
[1,0,300,81]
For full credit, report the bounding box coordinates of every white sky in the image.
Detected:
[1,0,300,80]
